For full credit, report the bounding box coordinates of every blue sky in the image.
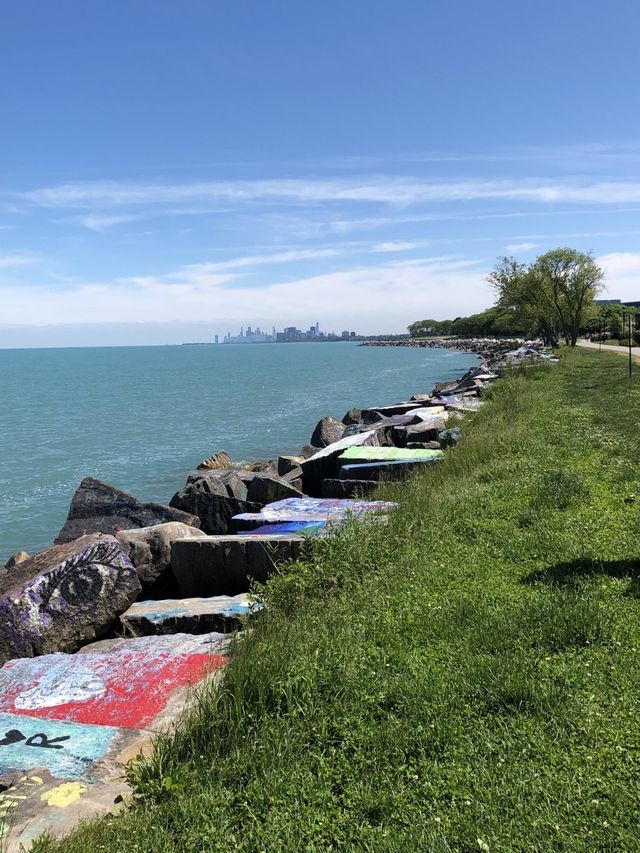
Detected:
[2,0,640,346]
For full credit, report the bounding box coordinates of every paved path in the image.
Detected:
[577,339,640,360]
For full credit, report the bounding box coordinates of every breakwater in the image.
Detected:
[360,336,532,364]
[0,344,549,850]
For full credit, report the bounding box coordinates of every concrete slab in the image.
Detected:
[361,402,424,417]
[321,479,379,498]
[0,646,227,731]
[0,769,129,852]
[232,497,398,525]
[171,534,304,596]
[340,459,441,481]
[239,521,327,536]
[78,632,228,655]
[120,594,261,635]
[339,446,444,463]
[300,430,379,495]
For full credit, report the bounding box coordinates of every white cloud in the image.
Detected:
[505,242,539,252]
[372,240,427,252]
[0,256,493,333]
[0,254,38,269]
[22,177,640,210]
[74,214,139,232]
[597,252,640,301]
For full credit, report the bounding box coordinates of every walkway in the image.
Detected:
[577,338,640,360]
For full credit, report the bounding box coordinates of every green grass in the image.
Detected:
[34,349,640,852]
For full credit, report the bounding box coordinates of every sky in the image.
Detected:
[2,0,640,347]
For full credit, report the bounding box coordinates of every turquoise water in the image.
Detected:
[0,342,477,562]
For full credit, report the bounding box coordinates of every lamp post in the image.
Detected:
[622,309,633,378]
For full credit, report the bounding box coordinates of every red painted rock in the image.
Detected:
[0,535,141,664]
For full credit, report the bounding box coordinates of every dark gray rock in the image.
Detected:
[4,551,30,570]
[55,477,200,544]
[342,408,363,426]
[439,427,462,448]
[300,444,321,460]
[301,430,380,496]
[360,409,385,425]
[115,522,206,599]
[0,534,141,663]
[171,535,304,596]
[186,469,248,501]
[404,417,447,443]
[169,485,263,535]
[407,441,442,450]
[321,479,379,498]
[245,472,304,504]
[277,455,304,477]
[310,417,345,448]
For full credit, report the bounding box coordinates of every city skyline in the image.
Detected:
[222,321,357,344]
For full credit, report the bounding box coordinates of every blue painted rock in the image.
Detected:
[0,535,141,664]
[55,478,200,545]
[119,593,262,636]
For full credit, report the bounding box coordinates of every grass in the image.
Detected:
[34,348,640,852]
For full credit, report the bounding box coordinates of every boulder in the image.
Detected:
[245,472,304,504]
[169,485,262,535]
[277,455,304,477]
[4,551,29,570]
[55,478,200,545]
[300,444,321,460]
[244,459,279,477]
[360,409,385,425]
[404,417,447,443]
[410,393,432,403]
[342,408,363,426]
[300,430,381,496]
[197,450,232,470]
[186,469,248,501]
[115,522,206,598]
[439,427,462,448]
[0,534,140,663]
[321,479,379,498]
[310,417,345,448]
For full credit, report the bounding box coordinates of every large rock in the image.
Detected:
[197,450,232,470]
[120,593,261,636]
[172,535,304,596]
[4,551,29,570]
[0,535,141,664]
[404,416,448,444]
[342,408,363,426]
[277,455,304,477]
[186,468,248,501]
[301,430,381,496]
[55,478,200,545]
[169,485,262,535]
[299,444,321,459]
[321,479,379,498]
[244,472,304,504]
[310,417,345,448]
[115,522,206,598]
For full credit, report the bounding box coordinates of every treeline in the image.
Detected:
[409,248,605,346]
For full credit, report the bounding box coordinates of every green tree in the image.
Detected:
[489,249,604,347]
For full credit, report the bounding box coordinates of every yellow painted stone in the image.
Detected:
[41,782,87,808]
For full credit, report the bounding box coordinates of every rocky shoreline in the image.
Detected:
[0,342,553,850]
[360,336,541,365]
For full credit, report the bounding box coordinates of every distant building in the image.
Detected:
[222,321,356,343]
[595,299,622,305]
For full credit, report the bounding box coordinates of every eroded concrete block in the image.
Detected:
[171,535,304,596]
[300,430,380,495]
[120,594,261,635]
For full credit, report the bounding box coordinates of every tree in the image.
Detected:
[489,249,603,347]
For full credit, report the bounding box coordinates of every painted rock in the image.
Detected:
[0,535,141,664]
[120,593,261,636]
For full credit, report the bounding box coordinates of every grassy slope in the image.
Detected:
[36,349,640,852]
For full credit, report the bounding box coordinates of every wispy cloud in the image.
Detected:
[22,177,640,210]
[505,242,539,252]
[0,253,38,269]
[372,240,427,252]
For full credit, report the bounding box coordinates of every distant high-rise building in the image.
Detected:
[214,334,219,344]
